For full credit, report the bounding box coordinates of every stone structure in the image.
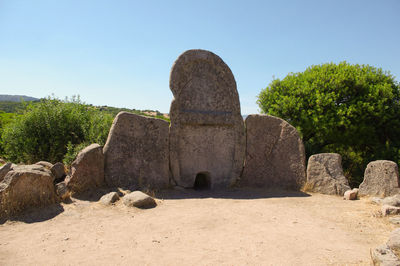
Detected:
[241,114,306,189]
[305,153,350,195]
[169,49,245,189]
[104,112,169,189]
[359,160,400,197]
[0,164,57,218]
[66,144,105,194]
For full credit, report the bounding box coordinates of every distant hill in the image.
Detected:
[0,94,39,102]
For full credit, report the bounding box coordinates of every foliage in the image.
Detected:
[0,101,27,113]
[1,96,113,164]
[257,62,400,187]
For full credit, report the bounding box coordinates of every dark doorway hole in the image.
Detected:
[194,172,211,190]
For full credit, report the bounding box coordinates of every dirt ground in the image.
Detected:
[0,189,395,265]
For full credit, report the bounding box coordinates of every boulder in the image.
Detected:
[66,144,104,194]
[0,162,12,182]
[51,162,66,183]
[122,191,156,209]
[35,161,53,169]
[371,245,400,266]
[359,160,400,197]
[241,114,306,189]
[382,195,400,207]
[55,181,69,200]
[169,49,245,189]
[99,192,120,205]
[0,164,57,218]
[305,153,350,195]
[388,228,400,256]
[344,188,358,200]
[382,205,400,216]
[103,112,169,189]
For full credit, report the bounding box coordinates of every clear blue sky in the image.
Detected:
[0,0,399,114]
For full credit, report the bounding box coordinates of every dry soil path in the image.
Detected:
[0,189,394,265]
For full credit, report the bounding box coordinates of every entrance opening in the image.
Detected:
[194,172,211,190]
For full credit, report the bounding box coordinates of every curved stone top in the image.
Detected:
[169,49,242,125]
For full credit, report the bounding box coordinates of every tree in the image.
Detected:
[257,62,400,187]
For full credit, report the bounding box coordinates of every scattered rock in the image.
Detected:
[383,195,400,207]
[241,114,306,190]
[103,112,169,190]
[51,162,66,183]
[359,160,400,197]
[389,217,400,225]
[0,162,12,182]
[0,164,57,218]
[169,49,245,188]
[388,229,400,257]
[344,188,358,200]
[305,153,350,195]
[55,181,69,200]
[371,245,400,266]
[122,191,156,209]
[382,205,400,216]
[372,197,383,205]
[99,192,119,205]
[66,144,105,194]
[35,161,54,169]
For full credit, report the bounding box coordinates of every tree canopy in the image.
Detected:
[257,62,400,186]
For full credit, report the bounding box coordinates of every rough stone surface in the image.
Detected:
[103,112,169,189]
[0,162,12,182]
[241,114,306,189]
[382,195,400,207]
[35,161,53,169]
[344,189,358,200]
[359,160,400,197]
[389,217,400,225]
[169,49,245,188]
[305,153,350,195]
[371,245,400,266]
[122,191,156,209]
[55,181,69,200]
[99,192,120,205]
[66,144,104,194]
[388,229,400,256]
[0,164,57,218]
[51,162,66,183]
[382,205,400,216]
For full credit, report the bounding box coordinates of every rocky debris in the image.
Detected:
[35,161,53,169]
[169,49,245,189]
[55,181,69,200]
[371,245,400,266]
[122,191,156,209]
[51,162,66,183]
[372,197,383,205]
[103,112,169,190]
[382,195,400,207]
[382,205,400,216]
[99,192,120,205]
[241,114,306,189]
[66,144,104,194]
[389,217,400,225]
[344,188,359,200]
[359,160,400,197]
[305,153,350,195]
[0,162,12,182]
[0,164,57,218]
[388,229,400,257]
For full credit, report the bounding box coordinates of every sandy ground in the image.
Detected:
[0,189,395,265]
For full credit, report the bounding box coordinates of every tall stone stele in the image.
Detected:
[169,49,245,189]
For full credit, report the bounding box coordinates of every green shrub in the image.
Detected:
[257,62,400,187]
[1,96,113,164]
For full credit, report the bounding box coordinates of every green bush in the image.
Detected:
[1,96,113,164]
[257,62,400,187]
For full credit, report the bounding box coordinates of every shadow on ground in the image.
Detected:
[155,187,311,200]
[0,203,65,225]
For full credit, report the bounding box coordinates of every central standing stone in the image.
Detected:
[169,49,245,188]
